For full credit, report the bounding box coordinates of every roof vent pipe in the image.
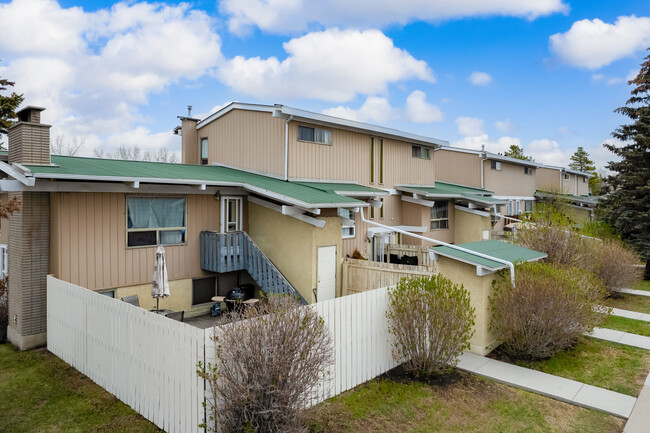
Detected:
[187,105,192,117]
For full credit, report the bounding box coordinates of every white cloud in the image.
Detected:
[222,0,568,35]
[456,117,484,137]
[495,118,515,133]
[591,74,604,82]
[469,71,492,85]
[452,134,521,155]
[550,15,650,69]
[405,90,443,123]
[627,69,639,81]
[217,29,433,102]
[526,139,567,166]
[0,0,222,156]
[323,96,398,123]
[606,77,623,85]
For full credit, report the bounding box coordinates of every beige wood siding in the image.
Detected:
[400,199,455,245]
[288,122,435,187]
[198,110,285,177]
[50,192,219,291]
[434,150,482,188]
[484,161,537,197]
[180,118,199,164]
[577,176,589,195]
[537,167,561,192]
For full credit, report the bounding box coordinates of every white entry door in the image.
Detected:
[317,245,337,302]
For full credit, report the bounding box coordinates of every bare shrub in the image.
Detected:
[0,277,7,343]
[387,275,475,377]
[198,295,333,433]
[593,239,642,296]
[490,262,608,360]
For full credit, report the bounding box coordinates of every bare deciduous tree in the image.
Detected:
[199,295,333,433]
[93,145,178,163]
[51,133,85,156]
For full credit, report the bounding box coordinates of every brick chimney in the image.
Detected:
[8,106,51,165]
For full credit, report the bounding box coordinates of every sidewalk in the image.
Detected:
[620,288,650,298]
[589,327,650,350]
[624,374,650,432]
[610,307,650,322]
[457,352,636,418]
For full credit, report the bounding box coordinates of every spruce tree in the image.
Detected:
[569,147,599,193]
[602,50,650,280]
[504,144,531,161]
[0,66,24,138]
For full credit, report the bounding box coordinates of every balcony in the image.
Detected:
[200,231,306,303]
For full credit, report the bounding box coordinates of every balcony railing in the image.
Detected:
[200,231,306,304]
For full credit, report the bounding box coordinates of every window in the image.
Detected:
[430,201,449,230]
[221,196,243,233]
[564,173,571,180]
[192,276,216,305]
[0,244,7,278]
[200,137,208,165]
[338,208,355,238]
[506,200,513,215]
[583,177,587,183]
[516,200,521,215]
[298,125,331,145]
[524,167,533,175]
[525,200,533,212]
[126,197,186,247]
[370,137,374,183]
[412,145,430,159]
[98,289,115,298]
[380,197,384,219]
[491,161,502,170]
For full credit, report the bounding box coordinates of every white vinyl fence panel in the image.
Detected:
[49,276,398,433]
[47,276,205,433]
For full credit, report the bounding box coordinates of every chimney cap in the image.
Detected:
[16,106,46,115]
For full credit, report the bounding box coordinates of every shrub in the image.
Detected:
[489,262,608,360]
[593,239,643,296]
[198,295,333,433]
[0,277,6,343]
[386,275,475,377]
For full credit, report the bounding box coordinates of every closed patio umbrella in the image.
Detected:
[152,244,170,313]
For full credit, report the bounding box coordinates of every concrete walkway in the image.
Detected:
[620,288,650,297]
[624,374,650,432]
[590,327,650,350]
[457,352,636,418]
[610,307,650,323]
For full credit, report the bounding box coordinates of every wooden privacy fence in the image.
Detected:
[385,244,435,267]
[48,277,402,432]
[342,257,436,295]
[47,276,206,433]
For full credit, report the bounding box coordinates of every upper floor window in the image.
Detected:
[221,197,243,233]
[564,173,571,180]
[583,177,587,183]
[200,137,208,165]
[524,167,533,175]
[298,125,331,145]
[412,145,430,159]
[430,201,449,230]
[127,197,186,247]
[491,161,502,171]
[338,208,356,239]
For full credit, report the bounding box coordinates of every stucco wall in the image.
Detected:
[247,202,342,302]
[435,256,498,355]
[454,207,491,244]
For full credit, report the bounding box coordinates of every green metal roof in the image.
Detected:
[399,181,494,196]
[461,193,508,205]
[535,191,601,206]
[431,240,547,270]
[294,182,388,196]
[23,155,365,207]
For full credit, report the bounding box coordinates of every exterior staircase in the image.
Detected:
[199,231,306,304]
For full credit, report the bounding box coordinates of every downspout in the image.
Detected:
[480,146,487,189]
[357,207,516,286]
[284,115,293,181]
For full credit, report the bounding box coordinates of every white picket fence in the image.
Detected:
[48,276,398,433]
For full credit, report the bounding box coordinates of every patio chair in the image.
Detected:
[166,310,185,322]
[121,295,140,307]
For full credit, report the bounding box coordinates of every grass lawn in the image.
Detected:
[633,280,650,292]
[0,344,161,433]
[604,293,650,315]
[512,337,650,397]
[305,370,624,433]
[604,315,650,337]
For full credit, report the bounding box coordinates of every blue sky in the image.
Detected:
[1,0,649,170]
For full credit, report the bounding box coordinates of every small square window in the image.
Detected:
[412,145,430,159]
[298,125,331,145]
[430,201,449,230]
[524,167,533,175]
[338,208,356,238]
[491,161,502,170]
[564,173,571,180]
[583,177,586,183]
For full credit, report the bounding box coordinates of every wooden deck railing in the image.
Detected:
[200,231,305,303]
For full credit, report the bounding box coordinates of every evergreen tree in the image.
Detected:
[504,144,531,161]
[569,147,599,193]
[0,65,24,141]
[602,49,650,280]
